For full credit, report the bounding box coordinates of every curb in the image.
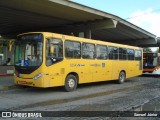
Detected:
[0,85,17,91]
[0,74,14,76]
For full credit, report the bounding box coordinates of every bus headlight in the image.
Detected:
[33,73,44,80]
[154,68,158,71]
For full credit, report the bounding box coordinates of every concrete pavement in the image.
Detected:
[0,76,15,91]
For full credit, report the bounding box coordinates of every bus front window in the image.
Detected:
[15,34,43,67]
[46,38,63,66]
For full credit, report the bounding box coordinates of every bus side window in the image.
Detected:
[108,46,118,60]
[127,49,134,60]
[82,43,95,59]
[96,45,108,60]
[65,40,81,59]
[135,50,142,60]
[119,48,127,60]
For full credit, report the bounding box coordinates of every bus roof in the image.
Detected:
[18,32,142,50]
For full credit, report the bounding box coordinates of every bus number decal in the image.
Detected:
[90,64,100,67]
[77,64,85,67]
[70,64,85,67]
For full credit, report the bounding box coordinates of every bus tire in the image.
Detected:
[64,74,77,92]
[118,71,125,84]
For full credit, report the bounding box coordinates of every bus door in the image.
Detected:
[46,38,63,86]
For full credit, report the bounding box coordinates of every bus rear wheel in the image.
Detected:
[118,71,125,84]
[64,74,77,92]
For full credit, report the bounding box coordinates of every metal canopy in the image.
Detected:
[0,0,157,46]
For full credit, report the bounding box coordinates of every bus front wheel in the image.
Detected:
[118,71,125,84]
[64,74,77,92]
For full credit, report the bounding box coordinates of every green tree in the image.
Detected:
[143,48,152,53]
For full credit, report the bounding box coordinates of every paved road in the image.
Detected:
[0,76,14,86]
[0,76,160,119]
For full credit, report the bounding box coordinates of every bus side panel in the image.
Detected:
[92,60,111,82]
[127,61,135,78]
[44,61,64,87]
[135,61,143,76]
[77,59,93,83]
[63,59,93,84]
[105,60,112,80]
[110,60,119,80]
[116,61,128,78]
[127,61,142,78]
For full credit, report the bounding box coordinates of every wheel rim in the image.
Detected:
[68,78,75,88]
[120,73,125,82]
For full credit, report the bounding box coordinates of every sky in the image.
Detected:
[70,0,160,37]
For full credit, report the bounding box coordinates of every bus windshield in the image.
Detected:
[143,53,158,67]
[15,34,43,67]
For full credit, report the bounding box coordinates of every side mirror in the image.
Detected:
[50,46,54,54]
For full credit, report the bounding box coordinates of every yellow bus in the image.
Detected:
[14,32,143,91]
